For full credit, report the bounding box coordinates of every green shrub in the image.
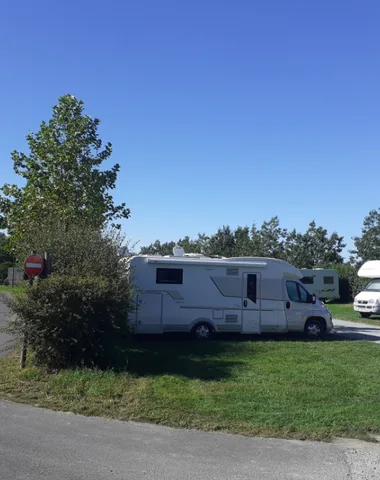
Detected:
[334,264,367,302]
[5,275,132,369]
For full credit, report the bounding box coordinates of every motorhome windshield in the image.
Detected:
[364,279,380,292]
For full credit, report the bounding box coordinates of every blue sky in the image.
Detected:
[1,1,380,255]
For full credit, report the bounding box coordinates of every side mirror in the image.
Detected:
[311,294,316,305]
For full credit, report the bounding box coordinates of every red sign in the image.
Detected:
[24,254,44,277]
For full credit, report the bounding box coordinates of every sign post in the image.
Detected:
[20,253,45,369]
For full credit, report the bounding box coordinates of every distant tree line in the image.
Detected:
[140,209,380,302]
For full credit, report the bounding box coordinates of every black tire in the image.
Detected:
[360,312,371,319]
[192,322,214,340]
[304,318,325,340]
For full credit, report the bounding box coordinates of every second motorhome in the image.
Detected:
[128,250,333,339]
[300,268,340,301]
[354,260,380,318]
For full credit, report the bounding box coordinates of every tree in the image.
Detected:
[140,239,177,256]
[0,94,130,253]
[140,234,209,256]
[351,208,380,265]
[255,216,288,258]
[206,225,237,257]
[0,234,13,282]
[234,226,253,256]
[285,220,345,268]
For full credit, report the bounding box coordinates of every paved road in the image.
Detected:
[332,319,380,343]
[0,294,16,357]
[2,400,380,480]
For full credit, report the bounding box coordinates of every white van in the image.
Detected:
[300,268,340,301]
[127,250,333,339]
[354,261,380,318]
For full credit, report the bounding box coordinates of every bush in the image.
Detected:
[5,275,132,369]
[334,264,367,302]
[3,221,135,369]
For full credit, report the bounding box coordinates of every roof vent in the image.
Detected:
[173,245,185,257]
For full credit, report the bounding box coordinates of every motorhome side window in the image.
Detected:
[286,281,310,303]
[156,268,183,284]
[323,276,334,284]
[246,274,257,303]
[301,276,314,285]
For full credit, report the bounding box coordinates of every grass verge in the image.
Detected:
[1,337,380,442]
[328,303,380,326]
[0,285,24,293]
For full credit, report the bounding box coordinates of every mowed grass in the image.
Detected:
[0,285,24,293]
[1,337,380,442]
[328,303,380,326]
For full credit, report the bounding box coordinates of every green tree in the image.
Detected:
[0,94,130,253]
[234,226,253,256]
[206,225,237,257]
[351,208,380,265]
[285,221,345,268]
[140,235,209,256]
[140,240,177,256]
[0,234,13,282]
[256,216,288,258]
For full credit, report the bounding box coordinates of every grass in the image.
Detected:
[0,285,24,293]
[327,303,380,326]
[2,336,380,442]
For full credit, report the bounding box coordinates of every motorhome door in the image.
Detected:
[136,293,163,334]
[242,273,261,333]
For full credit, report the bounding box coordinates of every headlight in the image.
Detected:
[369,299,375,304]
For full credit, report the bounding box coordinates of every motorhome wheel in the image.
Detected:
[304,319,324,339]
[192,323,213,340]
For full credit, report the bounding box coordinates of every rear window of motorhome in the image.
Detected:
[156,268,183,284]
[301,276,314,284]
[323,276,334,284]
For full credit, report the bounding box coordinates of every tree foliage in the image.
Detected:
[351,208,380,265]
[0,94,130,254]
[0,234,13,282]
[285,221,345,268]
[139,217,345,268]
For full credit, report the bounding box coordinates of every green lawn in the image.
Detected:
[328,303,380,326]
[0,285,24,293]
[2,337,380,442]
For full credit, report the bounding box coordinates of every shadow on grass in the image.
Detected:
[127,335,246,380]
[125,325,379,380]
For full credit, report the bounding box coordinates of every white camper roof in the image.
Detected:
[358,261,380,279]
[130,255,302,279]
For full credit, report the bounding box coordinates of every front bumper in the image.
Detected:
[354,303,380,314]
[326,318,334,332]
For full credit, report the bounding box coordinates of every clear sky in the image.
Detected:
[1,1,379,255]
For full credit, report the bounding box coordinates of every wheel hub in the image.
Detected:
[196,325,210,338]
[307,324,321,337]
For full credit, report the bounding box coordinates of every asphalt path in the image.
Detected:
[3,400,380,480]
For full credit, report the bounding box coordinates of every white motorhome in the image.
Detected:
[354,261,380,318]
[300,268,340,301]
[128,249,333,339]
